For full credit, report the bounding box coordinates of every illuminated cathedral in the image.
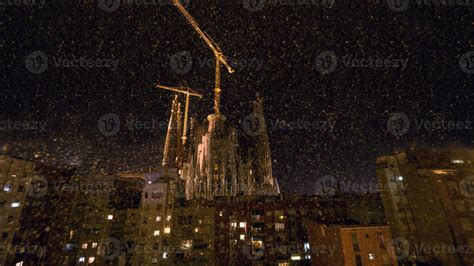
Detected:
[161,94,280,200]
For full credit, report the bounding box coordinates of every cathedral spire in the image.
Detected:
[252,93,278,195]
[162,95,182,167]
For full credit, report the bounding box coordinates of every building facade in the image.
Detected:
[376,147,474,265]
[307,224,397,266]
[167,95,280,200]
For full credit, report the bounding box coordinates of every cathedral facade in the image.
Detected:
[162,95,280,200]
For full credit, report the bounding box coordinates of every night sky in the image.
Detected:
[1,0,473,194]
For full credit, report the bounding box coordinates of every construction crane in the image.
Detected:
[173,0,235,117]
[154,84,202,145]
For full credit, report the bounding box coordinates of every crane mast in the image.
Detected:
[154,84,202,145]
[173,0,235,116]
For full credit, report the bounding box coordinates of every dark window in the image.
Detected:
[17,186,24,192]
[351,233,360,252]
[1,232,8,239]
[378,232,386,249]
[355,255,363,266]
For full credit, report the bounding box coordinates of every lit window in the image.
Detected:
[107,215,113,220]
[398,176,403,181]
[239,222,246,228]
[305,255,311,259]
[275,223,285,231]
[452,159,464,164]
[219,211,223,217]
[154,230,160,236]
[230,222,237,228]
[290,255,301,260]
[92,242,97,248]
[11,201,20,208]
[78,257,85,262]
[164,227,171,234]
[3,184,11,192]
[156,216,161,222]
[88,257,95,263]
[369,253,375,260]
[15,262,23,266]
[304,242,310,252]
[162,252,169,259]
[277,263,289,266]
[240,234,245,240]
[166,215,171,221]
[81,243,88,249]
[194,227,199,233]
[181,240,192,250]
